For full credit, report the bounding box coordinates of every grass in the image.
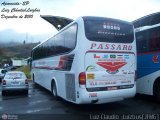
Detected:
[16,65,31,80]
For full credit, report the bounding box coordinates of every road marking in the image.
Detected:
[29,99,49,105]
[26,107,51,113]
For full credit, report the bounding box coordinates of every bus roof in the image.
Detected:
[82,16,131,24]
[132,12,160,28]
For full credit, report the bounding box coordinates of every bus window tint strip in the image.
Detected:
[32,23,77,60]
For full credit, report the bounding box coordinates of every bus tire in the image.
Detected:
[32,74,35,83]
[32,74,38,87]
[153,79,160,102]
[51,80,59,100]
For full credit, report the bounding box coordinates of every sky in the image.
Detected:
[0,0,159,43]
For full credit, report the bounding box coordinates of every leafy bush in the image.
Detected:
[16,65,31,80]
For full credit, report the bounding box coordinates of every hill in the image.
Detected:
[2,42,39,58]
[0,42,39,66]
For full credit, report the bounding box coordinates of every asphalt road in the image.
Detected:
[0,81,160,120]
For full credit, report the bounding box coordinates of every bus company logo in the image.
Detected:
[97,62,127,74]
[90,43,132,51]
[152,55,159,63]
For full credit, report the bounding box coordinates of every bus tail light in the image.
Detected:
[79,72,86,85]
[2,80,6,85]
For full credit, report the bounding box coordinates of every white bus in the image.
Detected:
[31,16,136,104]
[133,12,160,101]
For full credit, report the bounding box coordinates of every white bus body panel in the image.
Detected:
[31,17,136,104]
[137,71,160,95]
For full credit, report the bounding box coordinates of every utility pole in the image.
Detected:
[26,32,28,43]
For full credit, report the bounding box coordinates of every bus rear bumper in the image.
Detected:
[77,85,136,104]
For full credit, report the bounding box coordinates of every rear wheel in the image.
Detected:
[153,80,160,102]
[51,80,58,100]
[32,74,38,87]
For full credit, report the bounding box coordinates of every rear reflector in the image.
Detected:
[87,73,95,79]
[2,80,6,85]
[135,70,137,81]
[79,72,86,85]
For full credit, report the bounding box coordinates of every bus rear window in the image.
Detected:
[84,17,134,43]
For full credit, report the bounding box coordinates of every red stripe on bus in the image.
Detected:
[138,51,160,55]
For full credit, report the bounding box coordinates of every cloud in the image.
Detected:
[0,28,52,43]
[0,0,159,43]
[68,0,160,21]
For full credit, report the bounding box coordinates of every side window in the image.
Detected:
[54,32,66,55]
[54,23,77,55]
[136,30,148,52]
[32,23,77,60]
[34,46,41,60]
[46,37,55,56]
[64,24,77,52]
[41,43,47,58]
[149,26,160,51]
